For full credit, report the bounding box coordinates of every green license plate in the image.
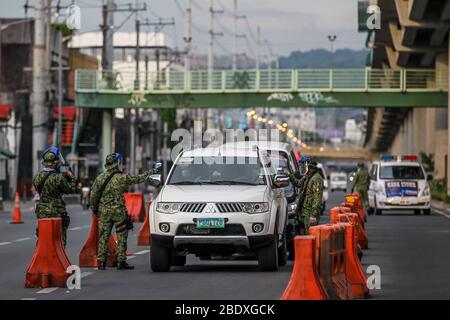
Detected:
[196,218,225,229]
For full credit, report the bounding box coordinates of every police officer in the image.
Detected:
[289,159,323,235]
[352,162,370,208]
[33,147,77,247]
[90,153,161,270]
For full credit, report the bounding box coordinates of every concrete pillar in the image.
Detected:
[447,33,450,193]
[102,110,112,165]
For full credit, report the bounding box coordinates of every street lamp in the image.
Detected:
[327,35,337,69]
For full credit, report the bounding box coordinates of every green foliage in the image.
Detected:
[160,108,177,148]
[51,23,75,37]
[419,152,434,173]
[430,179,450,203]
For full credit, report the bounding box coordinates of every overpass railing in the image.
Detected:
[75,68,448,93]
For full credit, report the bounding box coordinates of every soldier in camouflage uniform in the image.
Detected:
[33,147,77,247]
[352,162,370,208]
[289,160,324,234]
[90,153,160,270]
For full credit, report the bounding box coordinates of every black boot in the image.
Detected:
[117,261,135,270]
[98,261,107,270]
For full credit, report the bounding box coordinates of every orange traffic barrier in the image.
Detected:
[281,236,328,300]
[337,214,369,299]
[341,198,369,250]
[10,192,24,224]
[137,200,152,246]
[353,192,368,222]
[124,192,146,222]
[79,213,118,267]
[309,224,352,300]
[344,193,366,228]
[25,218,71,288]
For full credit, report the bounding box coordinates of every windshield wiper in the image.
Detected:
[203,181,259,186]
[170,181,198,185]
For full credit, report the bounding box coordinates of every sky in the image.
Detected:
[0,0,366,58]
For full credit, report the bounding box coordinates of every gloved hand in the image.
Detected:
[309,217,317,226]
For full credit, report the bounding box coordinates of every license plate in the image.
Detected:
[400,199,410,205]
[196,218,225,229]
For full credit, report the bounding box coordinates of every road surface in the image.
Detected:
[1,191,450,300]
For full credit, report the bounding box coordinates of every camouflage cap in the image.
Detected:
[105,153,121,170]
[42,148,60,167]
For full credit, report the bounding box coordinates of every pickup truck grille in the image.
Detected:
[216,203,243,213]
[180,203,207,213]
[176,224,246,236]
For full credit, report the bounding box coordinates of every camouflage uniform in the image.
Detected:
[90,154,159,265]
[289,164,323,234]
[33,151,77,247]
[353,165,370,207]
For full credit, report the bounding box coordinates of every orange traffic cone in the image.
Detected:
[10,192,24,224]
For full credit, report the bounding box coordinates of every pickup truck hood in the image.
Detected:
[159,185,268,203]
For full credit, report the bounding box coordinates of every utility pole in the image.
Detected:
[32,0,48,177]
[101,0,146,170]
[208,0,223,89]
[256,25,261,71]
[328,35,337,69]
[139,18,175,87]
[183,7,192,74]
[232,0,246,71]
[101,0,115,167]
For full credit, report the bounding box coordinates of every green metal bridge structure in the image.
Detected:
[75,68,448,109]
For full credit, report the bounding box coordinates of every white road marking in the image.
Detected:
[433,208,450,219]
[0,242,11,246]
[134,250,150,255]
[68,225,90,231]
[37,287,59,294]
[14,237,32,242]
[81,271,94,278]
[21,298,37,300]
[127,255,136,260]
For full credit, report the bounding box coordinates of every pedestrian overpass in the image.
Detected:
[75,68,448,109]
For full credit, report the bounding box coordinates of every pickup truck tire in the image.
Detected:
[171,255,187,267]
[258,233,279,271]
[150,243,171,272]
[278,227,287,267]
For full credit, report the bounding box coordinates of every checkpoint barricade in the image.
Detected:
[25,218,71,288]
[337,213,369,299]
[281,236,328,300]
[79,213,119,268]
[137,200,152,246]
[309,224,352,300]
[341,197,369,250]
[124,192,146,222]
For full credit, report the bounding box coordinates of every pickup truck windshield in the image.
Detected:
[168,156,267,186]
[379,165,424,180]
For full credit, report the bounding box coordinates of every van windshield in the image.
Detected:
[168,156,267,186]
[379,165,424,180]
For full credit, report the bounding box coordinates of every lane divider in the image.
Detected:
[432,208,450,219]
[37,287,59,294]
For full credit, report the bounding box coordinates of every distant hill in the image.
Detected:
[190,48,369,69]
[278,49,369,69]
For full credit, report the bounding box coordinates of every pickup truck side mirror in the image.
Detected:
[427,174,433,181]
[274,174,289,189]
[150,174,162,184]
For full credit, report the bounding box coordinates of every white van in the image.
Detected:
[367,155,432,215]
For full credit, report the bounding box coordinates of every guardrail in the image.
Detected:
[75,68,448,93]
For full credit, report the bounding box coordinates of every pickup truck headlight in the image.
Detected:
[242,202,270,214]
[156,202,182,214]
[421,186,430,197]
